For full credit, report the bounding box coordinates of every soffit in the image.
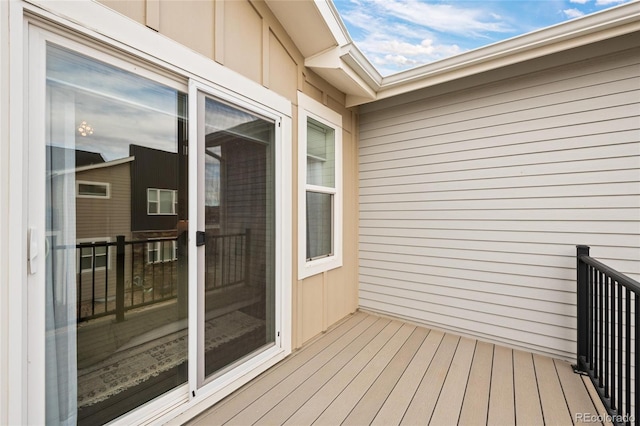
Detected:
[264,0,343,58]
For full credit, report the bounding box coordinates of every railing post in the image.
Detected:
[577,245,590,367]
[244,228,251,287]
[116,235,125,322]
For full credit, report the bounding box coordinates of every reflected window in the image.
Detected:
[147,188,177,215]
[77,181,110,198]
[147,240,178,263]
[79,240,109,272]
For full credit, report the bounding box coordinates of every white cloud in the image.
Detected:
[569,0,590,3]
[369,0,513,37]
[338,1,502,75]
[358,31,463,75]
[563,8,585,18]
[595,0,627,4]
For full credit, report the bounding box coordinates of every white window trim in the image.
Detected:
[77,237,111,273]
[297,92,343,279]
[147,239,178,264]
[76,180,110,199]
[147,188,177,215]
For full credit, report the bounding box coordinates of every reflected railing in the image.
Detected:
[72,231,249,323]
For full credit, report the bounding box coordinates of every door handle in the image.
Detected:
[28,227,39,274]
[196,231,206,247]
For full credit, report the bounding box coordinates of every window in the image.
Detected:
[77,181,110,198]
[147,240,178,264]
[298,92,342,279]
[78,239,110,272]
[147,188,177,215]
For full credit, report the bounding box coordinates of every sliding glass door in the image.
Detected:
[32,31,282,425]
[196,92,276,385]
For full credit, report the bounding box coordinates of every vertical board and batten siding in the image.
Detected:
[358,40,640,359]
[98,0,359,348]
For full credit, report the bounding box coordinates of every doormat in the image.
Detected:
[77,310,264,408]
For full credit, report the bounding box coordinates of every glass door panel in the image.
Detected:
[199,95,275,382]
[44,44,188,425]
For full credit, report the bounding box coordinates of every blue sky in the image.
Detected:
[333,0,635,76]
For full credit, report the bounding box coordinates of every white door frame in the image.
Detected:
[20,2,292,423]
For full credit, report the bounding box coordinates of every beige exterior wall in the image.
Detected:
[97,0,359,348]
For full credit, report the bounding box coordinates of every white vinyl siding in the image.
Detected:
[358,45,640,360]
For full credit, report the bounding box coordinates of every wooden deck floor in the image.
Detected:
[188,311,611,426]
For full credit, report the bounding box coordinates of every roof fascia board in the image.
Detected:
[306,46,377,101]
[340,46,383,89]
[314,0,350,47]
[368,1,640,103]
[52,156,135,177]
[303,0,639,105]
[375,19,640,103]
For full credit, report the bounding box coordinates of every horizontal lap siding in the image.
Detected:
[358,46,640,359]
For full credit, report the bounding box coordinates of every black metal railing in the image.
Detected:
[73,231,249,323]
[576,245,640,425]
[204,229,251,290]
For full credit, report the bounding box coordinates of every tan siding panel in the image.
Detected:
[98,0,145,25]
[359,45,640,358]
[223,0,262,83]
[159,0,214,59]
[268,31,297,101]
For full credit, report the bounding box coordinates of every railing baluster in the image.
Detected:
[605,272,610,398]
[597,268,602,385]
[130,243,135,307]
[77,246,83,321]
[627,293,640,426]
[610,274,616,409]
[91,246,96,317]
[618,283,623,414]
[115,235,125,322]
[104,242,109,315]
[576,246,640,424]
[626,286,631,420]
[585,265,596,370]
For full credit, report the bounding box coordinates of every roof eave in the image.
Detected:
[291,1,640,107]
[267,0,640,107]
[373,0,640,103]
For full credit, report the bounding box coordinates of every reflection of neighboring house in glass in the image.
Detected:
[128,144,184,298]
[48,146,134,307]
[75,156,133,311]
[130,144,181,240]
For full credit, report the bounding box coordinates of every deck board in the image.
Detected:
[311,323,417,425]
[555,359,603,426]
[487,345,515,425]
[239,317,391,425]
[400,333,460,425]
[279,320,404,425]
[513,350,544,425]
[430,337,476,425]
[534,353,574,425]
[371,329,444,426]
[195,312,370,425]
[188,311,606,426]
[458,340,492,425]
[342,327,428,425]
